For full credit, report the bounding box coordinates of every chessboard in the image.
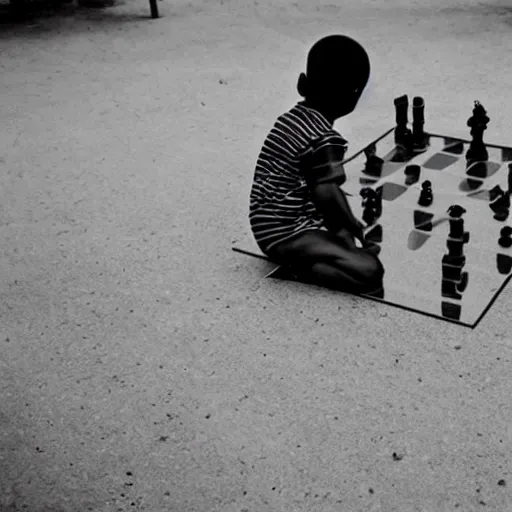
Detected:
[235,99,512,328]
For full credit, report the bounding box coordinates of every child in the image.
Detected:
[249,34,384,295]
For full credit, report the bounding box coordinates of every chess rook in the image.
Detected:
[394,94,409,127]
[394,95,412,148]
[412,96,428,152]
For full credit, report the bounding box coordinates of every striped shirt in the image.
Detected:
[249,102,349,254]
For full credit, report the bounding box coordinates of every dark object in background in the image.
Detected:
[4,0,158,20]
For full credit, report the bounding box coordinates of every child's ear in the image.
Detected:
[297,73,308,97]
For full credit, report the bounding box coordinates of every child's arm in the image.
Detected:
[302,134,363,238]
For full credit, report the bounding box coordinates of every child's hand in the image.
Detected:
[350,219,366,246]
[334,228,357,249]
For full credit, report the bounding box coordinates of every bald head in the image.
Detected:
[305,35,370,96]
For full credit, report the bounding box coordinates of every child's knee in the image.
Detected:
[334,252,383,283]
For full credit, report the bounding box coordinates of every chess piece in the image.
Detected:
[412,96,429,152]
[489,184,506,202]
[443,206,468,267]
[489,186,510,221]
[360,187,373,208]
[360,187,382,224]
[447,205,470,242]
[447,204,466,218]
[418,180,433,207]
[457,271,469,292]
[508,163,512,195]
[375,186,383,218]
[442,203,469,299]
[498,226,512,248]
[449,218,466,241]
[365,224,383,243]
[441,274,468,300]
[362,205,378,226]
[394,95,413,149]
[466,101,490,163]
[363,143,384,176]
[405,164,421,185]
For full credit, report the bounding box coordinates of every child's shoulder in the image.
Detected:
[310,130,348,156]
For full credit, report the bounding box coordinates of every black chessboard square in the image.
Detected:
[423,153,459,170]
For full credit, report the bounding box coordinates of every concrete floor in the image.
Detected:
[1,0,512,510]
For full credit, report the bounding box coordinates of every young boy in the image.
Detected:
[249,34,384,294]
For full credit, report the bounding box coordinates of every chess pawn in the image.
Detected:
[418,180,433,207]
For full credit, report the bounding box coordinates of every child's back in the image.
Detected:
[249,102,348,255]
[248,34,384,295]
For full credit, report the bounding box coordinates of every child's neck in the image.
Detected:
[301,99,336,124]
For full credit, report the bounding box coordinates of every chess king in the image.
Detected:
[465,101,490,163]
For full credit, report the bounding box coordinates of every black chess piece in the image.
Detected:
[466,101,490,163]
[498,226,512,248]
[443,239,466,267]
[412,96,429,152]
[449,218,464,239]
[394,95,413,149]
[363,144,384,176]
[508,163,512,195]
[362,206,378,226]
[489,185,506,202]
[418,180,433,207]
[490,187,510,221]
[457,271,469,292]
[365,224,383,243]
[447,205,469,242]
[374,186,383,218]
[494,208,510,222]
[360,187,373,208]
[447,204,466,218]
[364,155,384,177]
[405,164,421,185]
[441,279,462,300]
[361,187,382,224]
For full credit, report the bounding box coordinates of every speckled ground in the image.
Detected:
[1,1,512,511]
